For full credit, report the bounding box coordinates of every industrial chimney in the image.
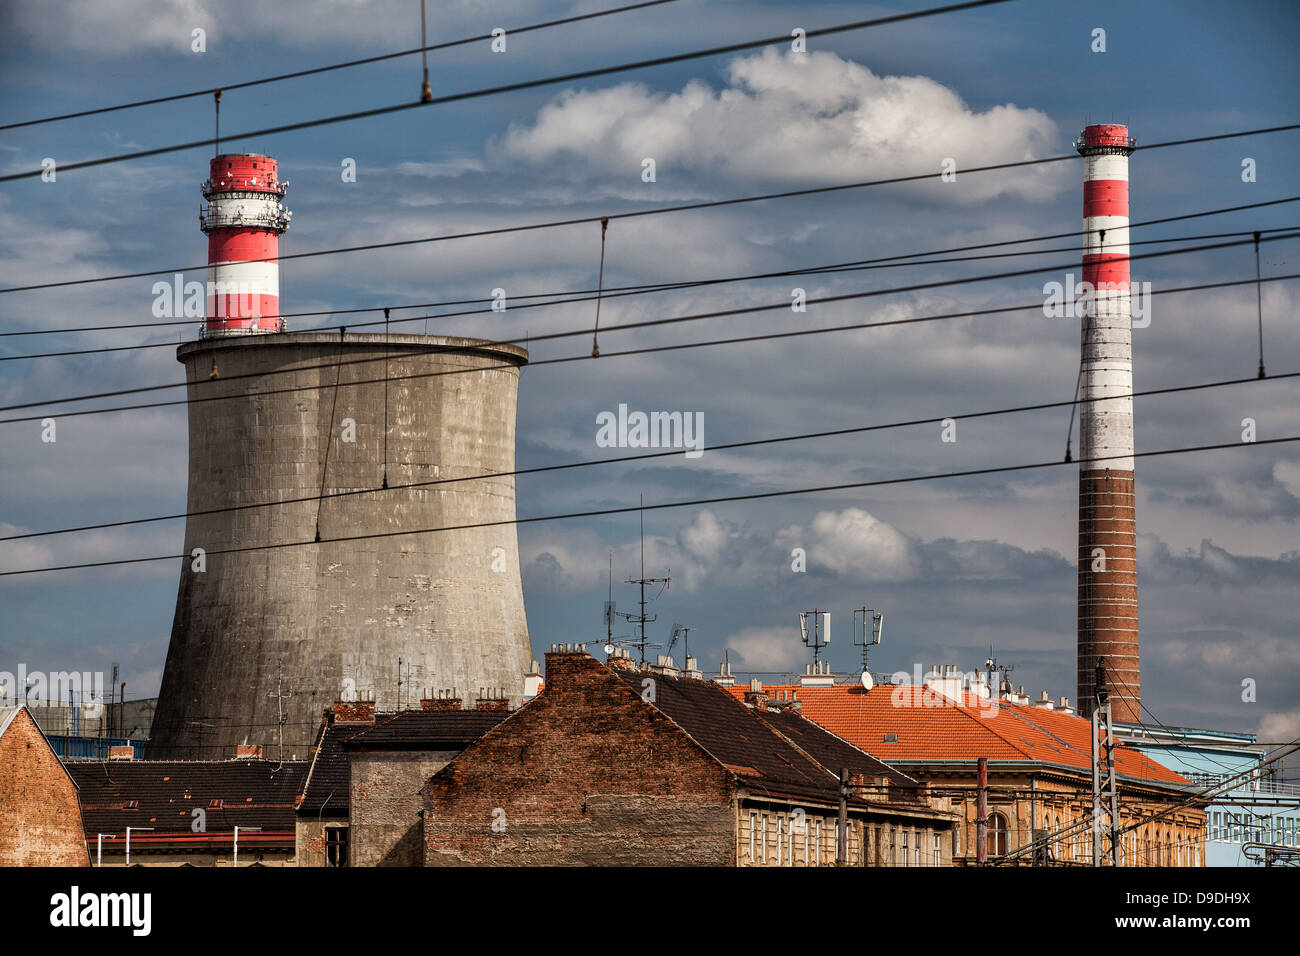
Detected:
[151,153,533,758]
[200,154,291,334]
[1074,124,1140,722]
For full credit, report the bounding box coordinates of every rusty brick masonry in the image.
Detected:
[1078,470,1140,721]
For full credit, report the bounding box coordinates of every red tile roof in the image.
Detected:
[724,683,1189,787]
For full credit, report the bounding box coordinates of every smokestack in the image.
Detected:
[200,154,292,334]
[1075,124,1140,723]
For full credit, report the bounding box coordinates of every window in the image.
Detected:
[813,819,822,866]
[901,829,908,866]
[775,816,783,866]
[889,829,896,866]
[749,811,758,864]
[914,832,921,867]
[987,812,1009,857]
[325,825,349,868]
[761,814,769,863]
[934,833,942,866]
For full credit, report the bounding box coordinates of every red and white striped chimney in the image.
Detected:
[1074,124,1139,722]
[199,153,291,335]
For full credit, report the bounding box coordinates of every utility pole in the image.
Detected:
[268,659,292,766]
[1091,657,1122,866]
[837,767,850,865]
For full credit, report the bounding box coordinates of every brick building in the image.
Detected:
[0,706,90,866]
[728,673,1207,866]
[422,647,956,866]
[66,747,307,866]
[296,694,507,866]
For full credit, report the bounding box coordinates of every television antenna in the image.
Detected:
[621,496,669,665]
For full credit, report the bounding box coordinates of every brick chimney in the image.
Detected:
[420,689,462,712]
[474,688,510,712]
[235,743,263,759]
[743,678,768,710]
[107,745,134,760]
[333,692,376,725]
[606,646,638,673]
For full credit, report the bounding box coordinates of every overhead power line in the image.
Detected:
[6,193,1296,338]
[5,124,1298,295]
[8,225,1298,363]
[0,0,686,131]
[5,371,1289,543]
[2,436,1295,578]
[0,0,1017,184]
[2,269,1297,428]
[4,230,1297,420]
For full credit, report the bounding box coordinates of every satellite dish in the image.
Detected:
[604,644,615,655]
[860,671,874,691]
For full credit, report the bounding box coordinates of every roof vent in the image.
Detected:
[882,733,899,743]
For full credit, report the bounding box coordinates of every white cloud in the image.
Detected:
[724,625,805,672]
[1274,460,1300,499]
[1258,708,1300,742]
[499,48,1064,201]
[805,506,921,580]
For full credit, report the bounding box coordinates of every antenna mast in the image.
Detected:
[623,495,669,665]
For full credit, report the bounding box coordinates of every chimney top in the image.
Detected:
[107,745,134,761]
[235,743,263,760]
[474,688,511,712]
[799,659,835,687]
[606,646,638,672]
[713,661,735,686]
[420,689,462,711]
[333,693,377,725]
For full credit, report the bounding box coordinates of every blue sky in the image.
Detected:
[1,0,1297,755]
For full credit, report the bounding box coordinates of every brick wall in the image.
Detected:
[0,709,90,866]
[423,652,735,865]
[350,750,460,866]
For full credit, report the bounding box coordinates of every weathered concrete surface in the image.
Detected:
[152,334,530,759]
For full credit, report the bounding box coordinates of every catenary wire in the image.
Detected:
[3,269,1297,427]
[5,370,1291,543]
[0,1,689,131]
[6,194,1296,337]
[6,223,1299,362]
[4,230,1297,418]
[4,125,1298,294]
[2,436,1296,577]
[0,1,1020,184]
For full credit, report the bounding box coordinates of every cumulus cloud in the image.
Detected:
[724,625,806,672]
[804,507,921,580]
[499,48,1064,201]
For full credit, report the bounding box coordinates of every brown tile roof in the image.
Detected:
[723,683,1190,787]
[66,759,308,838]
[297,712,393,815]
[341,710,507,750]
[609,668,923,808]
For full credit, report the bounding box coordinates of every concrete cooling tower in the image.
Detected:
[150,332,533,759]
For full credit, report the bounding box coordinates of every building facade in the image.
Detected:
[0,706,90,866]
[422,647,956,866]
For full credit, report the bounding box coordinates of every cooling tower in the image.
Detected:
[150,332,532,758]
